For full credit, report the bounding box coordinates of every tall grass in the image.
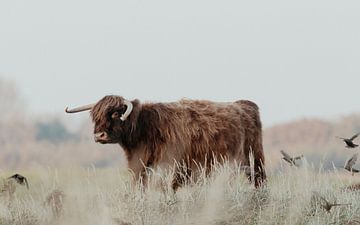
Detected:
[0,162,359,225]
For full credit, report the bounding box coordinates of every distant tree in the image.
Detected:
[0,77,33,145]
[0,77,25,120]
[35,119,78,144]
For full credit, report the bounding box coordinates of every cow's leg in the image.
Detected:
[242,140,253,184]
[252,135,266,188]
[171,160,191,191]
[171,172,185,191]
[126,149,149,187]
[243,139,266,188]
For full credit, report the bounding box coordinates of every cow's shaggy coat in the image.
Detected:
[89,95,266,188]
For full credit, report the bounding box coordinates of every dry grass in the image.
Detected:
[0,163,360,225]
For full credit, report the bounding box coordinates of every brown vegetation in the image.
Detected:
[264,115,360,168]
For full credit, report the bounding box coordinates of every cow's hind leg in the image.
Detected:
[244,139,266,188]
[254,156,266,188]
[242,140,253,184]
[252,139,266,188]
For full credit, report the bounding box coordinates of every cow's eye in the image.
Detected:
[111,111,120,119]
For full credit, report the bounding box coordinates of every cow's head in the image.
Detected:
[65,95,133,144]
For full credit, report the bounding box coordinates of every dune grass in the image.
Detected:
[0,162,360,225]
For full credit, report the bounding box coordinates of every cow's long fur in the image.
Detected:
[91,95,266,188]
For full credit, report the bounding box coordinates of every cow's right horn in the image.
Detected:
[65,104,95,113]
[120,100,133,121]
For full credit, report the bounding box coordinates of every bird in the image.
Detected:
[343,183,360,191]
[314,193,351,213]
[337,133,360,148]
[8,174,29,189]
[280,150,303,166]
[344,154,360,175]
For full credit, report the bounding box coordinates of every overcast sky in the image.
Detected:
[1,0,360,126]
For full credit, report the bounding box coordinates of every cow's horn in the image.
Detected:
[120,100,133,121]
[65,104,95,113]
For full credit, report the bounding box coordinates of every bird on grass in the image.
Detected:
[337,133,360,148]
[329,219,360,225]
[343,183,360,191]
[344,154,360,175]
[280,150,303,166]
[314,193,351,213]
[8,174,29,189]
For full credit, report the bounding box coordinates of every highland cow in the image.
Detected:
[66,95,266,188]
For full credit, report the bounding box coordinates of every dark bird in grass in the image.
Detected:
[343,183,360,191]
[344,154,360,175]
[280,150,303,166]
[329,219,360,225]
[337,133,360,148]
[314,193,351,213]
[8,174,29,189]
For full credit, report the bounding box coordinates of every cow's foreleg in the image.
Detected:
[126,148,149,187]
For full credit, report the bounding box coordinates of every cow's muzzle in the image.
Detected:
[94,132,110,143]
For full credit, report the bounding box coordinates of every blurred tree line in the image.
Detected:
[0,77,124,170]
[1,77,360,171]
[35,120,78,144]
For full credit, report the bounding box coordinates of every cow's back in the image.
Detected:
[173,100,248,163]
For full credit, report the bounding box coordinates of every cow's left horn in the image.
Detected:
[65,104,95,113]
[120,100,133,121]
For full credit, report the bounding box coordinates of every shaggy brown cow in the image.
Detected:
[66,95,266,188]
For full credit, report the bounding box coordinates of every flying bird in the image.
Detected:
[337,133,360,148]
[314,193,351,213]
[319,196,351,212]
[280,150,303,166]
[319,197,351,213]
[8,174,29,189]
[344,154,360,175]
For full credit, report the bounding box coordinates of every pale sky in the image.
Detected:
[1,0,360,126]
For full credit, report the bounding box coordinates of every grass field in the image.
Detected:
[1,162,360,225]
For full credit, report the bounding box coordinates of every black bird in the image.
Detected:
[8,174,29,189]
[280,150,303,166]
[317,194,351,212]
[344,154,359,175]
[337,133,360,148]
